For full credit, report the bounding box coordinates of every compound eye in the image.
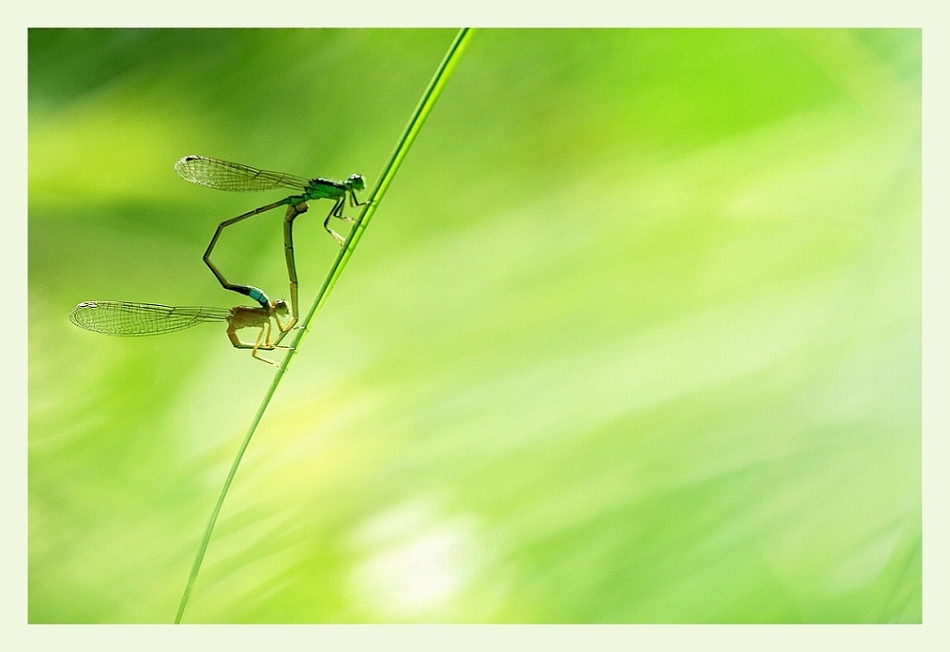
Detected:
[348,173,365,190]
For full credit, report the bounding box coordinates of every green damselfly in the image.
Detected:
[175,155,367,326]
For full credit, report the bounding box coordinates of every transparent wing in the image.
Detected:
[174,155,311,192]
[70,301,231,337]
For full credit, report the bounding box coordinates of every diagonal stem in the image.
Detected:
[174,27,475,624]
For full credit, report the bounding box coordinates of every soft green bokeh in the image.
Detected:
[28,28,920,623]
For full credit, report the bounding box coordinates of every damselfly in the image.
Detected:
[70,297,294,366]
[175,155,367,326]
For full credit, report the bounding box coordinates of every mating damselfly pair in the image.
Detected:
[69,155,368,366]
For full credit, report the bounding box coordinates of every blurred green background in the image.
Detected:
[28,28,920,623]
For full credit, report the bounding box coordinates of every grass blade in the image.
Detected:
[174,27,475,624]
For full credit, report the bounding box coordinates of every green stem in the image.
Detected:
[174,27,475,624]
